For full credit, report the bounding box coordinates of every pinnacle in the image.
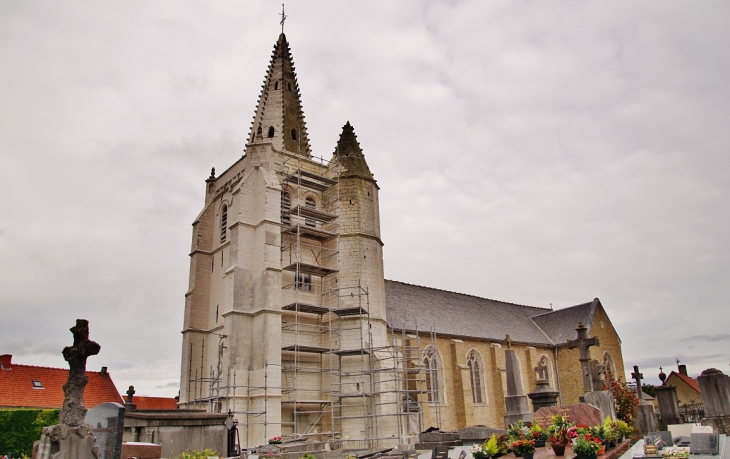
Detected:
[334,122,373,180]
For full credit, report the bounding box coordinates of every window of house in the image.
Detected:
[220,205,228,243]
[423,347,440,403]
[295,272,311,292]
[304,197,316,227]
[467,350,485,404]
[32,380,43,389]
[268,126,275,138]
[281,191,291,226]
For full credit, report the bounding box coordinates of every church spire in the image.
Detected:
[333,121,374,181]
[247,33,311,156]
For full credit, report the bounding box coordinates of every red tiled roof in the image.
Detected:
[134,396,178,410]
[666,371,701,394]
[0,354,123,409]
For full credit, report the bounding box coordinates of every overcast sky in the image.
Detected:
[2,1,729,397]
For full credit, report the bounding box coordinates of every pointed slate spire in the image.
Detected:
[333,121,373,180]
[246,33,311,156]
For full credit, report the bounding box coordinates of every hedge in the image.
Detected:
[0,409,59,457]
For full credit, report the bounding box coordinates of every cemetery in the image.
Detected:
[2,319,729,459]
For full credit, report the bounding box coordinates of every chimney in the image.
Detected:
[0,354,11,370]
[678,364,688,376]
[100,366,108,377]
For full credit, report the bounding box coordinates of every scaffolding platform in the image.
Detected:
[282,345,330,354]
[283,224,337,241]
[282,302,331,315]
[282,262,338,277]
[288,205,338,223]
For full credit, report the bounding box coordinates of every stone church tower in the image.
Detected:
[179,33,391,447]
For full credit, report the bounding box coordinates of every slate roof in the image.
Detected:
[530,300,598,345]
[384,280,598,346]
[135,396,179,410]
[0,354,123,409]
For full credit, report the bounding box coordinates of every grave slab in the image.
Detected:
[532,403,602,430]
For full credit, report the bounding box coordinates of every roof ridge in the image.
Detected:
[384,279,550,311]
[529,300,595,318]
[7,363,107,374]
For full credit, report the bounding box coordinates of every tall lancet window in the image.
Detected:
[220,205,228,243]
[305,197,316,227]
[423,346,440,403]
[467,350,485,404]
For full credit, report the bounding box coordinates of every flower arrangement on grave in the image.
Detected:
[496,434,511,457]
[661,447,689,458]
[508,420,531,444]
[547,414,574,447]
[589,425,608,444]
[511,439,536,455]
[268,436,283,444]
[470,442,489,459]
[568,423,589,440]
[572,434,601,459]
[485,433,503,458]
[601,417,619,447]
[530,423,549,444]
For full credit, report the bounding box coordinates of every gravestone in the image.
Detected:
[527,363,560,411]
[632,365,657,433]
[647,431,673,448]
[86,402,125,459]
[502,335,532,426]
[532,404,603,430]
[458,426,506,442]
[654,385,681,429]
[689,433,720,455]
[34,319,102,459]
[583,391,616,422]
[698,368,730,434]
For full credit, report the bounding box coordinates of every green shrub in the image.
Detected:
[0,409,60,457]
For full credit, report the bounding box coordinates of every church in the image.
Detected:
[178,32,626,449]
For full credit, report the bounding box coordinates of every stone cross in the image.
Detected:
[505,334,512,349]
[59,319,101,427]
[126,385,136,404]
[631,365,644,402]
[567,322,600,392]
[535,362,548,382]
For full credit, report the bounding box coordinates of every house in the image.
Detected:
[0,354,123,409]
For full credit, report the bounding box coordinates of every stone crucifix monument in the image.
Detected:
[567,322,599,395]
[632,365,657,433]
[503,334,533,426]
[527,361,560,411]
[34,319,102,459]
[567,323,616,421]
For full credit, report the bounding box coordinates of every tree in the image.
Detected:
[602,377,639,426]
[642,383,656,398]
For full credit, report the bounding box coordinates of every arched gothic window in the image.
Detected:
[220,205,228,243]
[602,352,616,379]
[281,191,291,226]
[423,346,441,403]
[267,126,275,138]
[304,197,316,227]
[467,350,485,404]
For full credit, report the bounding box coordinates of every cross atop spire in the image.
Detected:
[280,4,287,34]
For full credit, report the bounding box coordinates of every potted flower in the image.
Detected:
[485,434,504,459]
[530,424,548,448]
[470,443,488,459]
[268,436,283,444]
[495,434,511,458]
[615,419,632,442]
[547,414,573,456]
[573,434,601,459]
[511,439,536,459]
[589,426,607,455]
